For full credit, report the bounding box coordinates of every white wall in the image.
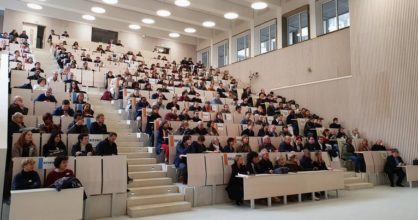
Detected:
[3,9,196,61]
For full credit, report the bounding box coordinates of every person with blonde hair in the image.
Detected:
[226,155,247,205]
[12,131,38,157]
[11,158,41,190]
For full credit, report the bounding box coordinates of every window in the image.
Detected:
[257,21,277,55]
[286,10,309,46]
[197,49,210,67]
[236,34,250,61]
[217,43,228,67]
[91,27,118,44]
[322,0,350,34]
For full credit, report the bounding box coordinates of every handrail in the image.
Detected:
[270,75,352,91]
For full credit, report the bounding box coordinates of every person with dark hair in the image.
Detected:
[286,153,301,172]
[166,97,180,110]
[384,149,406,187]
[299,149,314,171]
[45,156,74,187]
[257,149,273,174]
[312,152,328,170]
[67,113,89,134]
[226,155,247,205]
[43,132,67,157]
[279,136,293,152]
[96,132,118,156]
[174,135,192,184]
[29,62,44,73]
[236,135,252,153]
[188,135,206,153]
[8,96,29,121]
[53,100,75,117]
[156,120,172,161]
[246,151,261,174]
[12,158,41,190]
[304,136,321,151]
[371,140,387,151]
[329,117,341,129]
[39,112,61,133]
[221,138,235,153]
[72,133,94,156]
[89,113,108,134]
[241,121,255,137]
[35,88,57,103]
[193,121,208,135]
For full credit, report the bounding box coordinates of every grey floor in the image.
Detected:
[100,186,418,220]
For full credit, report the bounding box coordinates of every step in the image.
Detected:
[345,182,374,190]
[129,177,172,187]
[120,152,154,159]
[127,193,184,206]
[128,185,179,196]
[117,141,145,148]
[344,172,357,178]
[129,171,166,179]
[118,147,148,153]
[128,164,162,172]
[344,176,362,184]
[127,158,157,165]
[127,201,191,218]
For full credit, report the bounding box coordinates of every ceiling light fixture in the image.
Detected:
[91,7,106,14]
[129,24,141,30]
[251,2,268,10]
[224,12,239,20]
[169,33,180,38]
[27,3,43,10]
[184,27,196,33]
[142,18,155,24]
[175,0,190,7]
[156,9,171,17]
[202,21,216,27]
[102,0,118,4]
[82,15,96,21]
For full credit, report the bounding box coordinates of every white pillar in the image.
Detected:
[209,39,214,68]
[228,30,233,65]
[276,6,283,49]
[309,0,318,38]
[250,19,255,58]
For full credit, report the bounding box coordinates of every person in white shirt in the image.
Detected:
[47,71,62,84]
[32,78,48,91]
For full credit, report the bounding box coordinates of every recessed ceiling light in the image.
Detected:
[202,21,216,27]
[82,15,96,21]
[142,18,155,24]
[129,24,141,30]
[156,9,171,17]
[175,0,190,7]
[184,27,196,33]
[251,2,268,10]
[27,3,43,10]
[91,7,106,14]
[102,0,118,4]
[169,33,180,38]
[224,12,239,20]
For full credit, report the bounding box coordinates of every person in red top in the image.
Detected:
[45,156,74,187]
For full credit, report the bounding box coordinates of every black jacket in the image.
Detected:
[241,128,255,137]
[257,158,273,173]
[89,122,108,134]
[72,143,94,156]
[8,103,29,121]
[43,141,68,157]
[188,141,206,153]
[96,138,118,156]
[226,163,247,201]
[384,155,404,173]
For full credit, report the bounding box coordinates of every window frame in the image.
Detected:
[254,19,277,56]
[282,5,310,47]
[320,0,350,35]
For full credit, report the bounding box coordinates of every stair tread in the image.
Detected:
[128,193,183,200]
[345,182,373,186]
[134,177,171,182]
[129,185,177,190]
[128,201,191,210]
[129,171,165,174]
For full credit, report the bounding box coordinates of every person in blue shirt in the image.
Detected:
[53,99,75,117]
[210,93,223,105]
[174,135,192,184]
[35,88,57,103]
[12,158,41,190]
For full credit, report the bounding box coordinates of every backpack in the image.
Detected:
[413,159,418,165]
[50,176,87,200]
[101,90,113,101]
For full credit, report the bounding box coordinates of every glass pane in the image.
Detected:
[338,0,349,15]
[218,45,225,67]
[260,26,270,43]
[260,41,268,54]
[287,14,300,46]
[270,23,277,50]
[202,51,208,67]
[322,0,337,33]
[338,0,350,28]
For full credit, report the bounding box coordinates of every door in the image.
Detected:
[22,23,37,47]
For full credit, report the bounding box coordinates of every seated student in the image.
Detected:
[241,121,255,137]
[189,102,202,112]
[299,149,314,171]
[164,107,180,121]
[96,132,118,156]
[279,136,294,152]
[12,158,41,190]
[8,96,29,121]
[178,108,191,121]
[221,137,236,153]
[257,149,273,174]
[240,112,252,125]
[45,156,74,187]
[82,54,93,62]
[67,113,89,134]
[174,135,192,184]
[211,94,223,105]
[38,113,60,133]
[312,151,328,170]
[82,103,94,118]
[303,117,316,138]
[278,126,291,137]
[193,121,208,135]
[207,121,220,136]
[29,62,44,73]
[371,139,387,151]
[43,132,67,157]
[246,151,261,174]
[32,78,48,91]
[89,114,108,134]
[35,88,57,103]
[329,117,341,129]
[166,97,180,110]
[9,112,26,134]
[134,97,151,120]
[213,112,224,123]
[188,135,206,153]
[384,149,406,187]
[72,133,94,156]
[53,100,75,117]
[220,104,231,114]
[73,93,86,104]
[226,155,248,206]
[175,121,192,135]
[274,155,288,171]
[191,111,201,122]
[357,139,370,151]
[62,30,69,38]
[178,90,190,102]
[286,152,301,172]
[156,120,172,160]
[236,135,252,153]
[12,131,38,158]
[342,138,364,172]
[151,89,167,100]
[207,138,221,152]
[259,135,277,152]
[292,136,303,152]
[304,136,321,151]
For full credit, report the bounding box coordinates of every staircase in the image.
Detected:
[344,171,374,190]
[89,96,192,218]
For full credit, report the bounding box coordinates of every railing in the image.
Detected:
[271,75,353,91]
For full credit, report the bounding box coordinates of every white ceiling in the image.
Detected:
[2,0,282,45]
